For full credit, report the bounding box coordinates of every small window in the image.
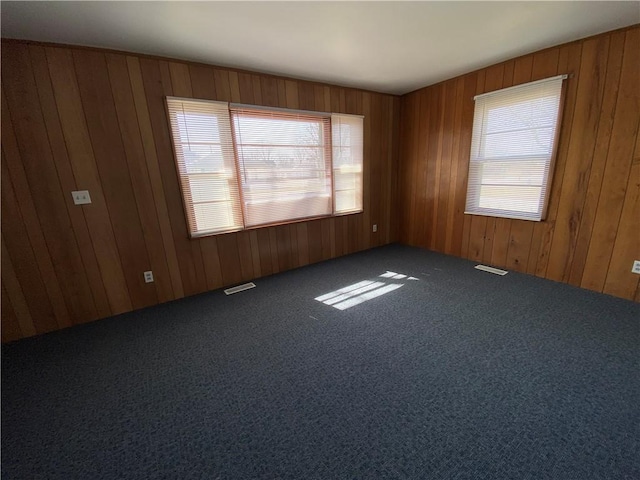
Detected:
[166,98,363,237]
[166,99,244,236]
[464,75,566,221]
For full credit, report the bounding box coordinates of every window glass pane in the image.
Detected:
[332,114,364,214]
[335,190,358,212]
[188,175,232,203]
[485,95,559,133]
[232,110,332,227]
[176,112,221,143]
[193,202,236,232]
[483,127,554,158]
[478,185,542,214]
[181,145,226,174]
[479,160,546,186]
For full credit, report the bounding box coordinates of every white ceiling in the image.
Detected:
[2,1,638,95]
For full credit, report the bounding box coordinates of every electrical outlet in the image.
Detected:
[372,224,378,233]
[71,190,91,205]
[632,260,640,275]
[143,271,154,283]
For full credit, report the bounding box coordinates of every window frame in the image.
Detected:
[165,97,364,238]
[464,75,567,222]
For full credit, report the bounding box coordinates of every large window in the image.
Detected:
[166,98,363,237]
[465,75,566,221]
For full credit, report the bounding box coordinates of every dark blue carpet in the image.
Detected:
[2,244,639,479]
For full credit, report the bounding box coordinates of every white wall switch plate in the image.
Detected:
[372,224,378,232]
[72,190,91,205]
[632,260,640,275]
[143,271,154,283]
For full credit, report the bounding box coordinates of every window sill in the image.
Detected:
[464,210,544,222]
[189,209,364,239]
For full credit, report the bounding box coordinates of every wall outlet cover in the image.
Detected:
[72,190,91,205]
[143,271,154,283]
[632,260,640,275]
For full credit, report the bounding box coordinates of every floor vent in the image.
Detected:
[474,265,508,276]
[224,282,256,295]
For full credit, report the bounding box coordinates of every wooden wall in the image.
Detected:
[399,25,640,302]
[1,40,400,342]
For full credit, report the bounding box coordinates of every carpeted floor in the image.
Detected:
[2,244,639,479]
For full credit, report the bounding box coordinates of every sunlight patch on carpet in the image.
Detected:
[315,271,417,310]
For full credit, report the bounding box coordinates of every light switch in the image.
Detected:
[72,190,92,205]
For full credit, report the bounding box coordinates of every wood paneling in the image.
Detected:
[399,25,640,301]
[1,40,400,340]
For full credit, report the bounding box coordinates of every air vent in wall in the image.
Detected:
[474,265,508,276]
[224,282,256,295]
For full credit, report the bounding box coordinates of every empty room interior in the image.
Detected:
[1,2,639,479]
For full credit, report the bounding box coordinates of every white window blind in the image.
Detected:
[166,98,244,237]
[465,75,566,221]
[231,108,332,227]
[332,114,364,214]
[165,98,365,238]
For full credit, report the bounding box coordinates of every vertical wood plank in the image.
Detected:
[362,92,373,247]
[320,218,332,261]
[213,69,231,101]
[412,90,429,248]
[468,216,487,262]
[236,231,255,282]
[296,223,310,267]
[199,237,224,291]
[276,226,293,272]
[268,227,280,274]
[602,163,640,299]
[307,221,323,263]
[452,74,477,257]
[189,65,217,99]
[238,73,255,103]
[261,77,279,107]
[1,238,37,337]
[1,286,23,343]
[443,78,464,254]
[257,229,274,276]
[229,72,242,103]
[216,233,243,286]
[249,231,263,278]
